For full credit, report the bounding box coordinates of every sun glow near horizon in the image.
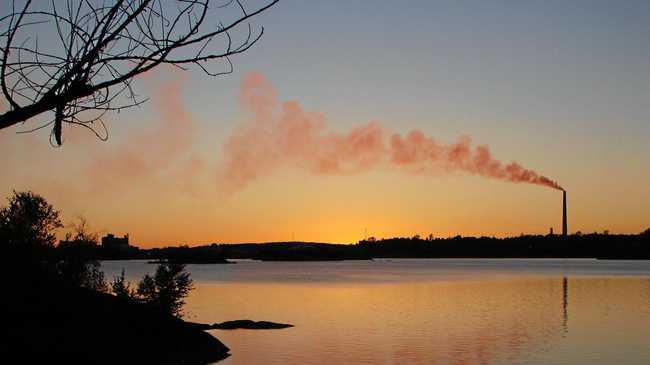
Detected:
[2,0,650,247]
[1,69,649,247]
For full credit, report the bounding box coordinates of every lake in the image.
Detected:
[101,259,650,365]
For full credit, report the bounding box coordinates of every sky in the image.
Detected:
[1,0,649,247]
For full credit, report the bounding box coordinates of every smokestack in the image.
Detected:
[562,190,567,236]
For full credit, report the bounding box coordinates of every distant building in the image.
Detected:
[102,233,130,249]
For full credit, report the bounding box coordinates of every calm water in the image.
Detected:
[102,259,650,365]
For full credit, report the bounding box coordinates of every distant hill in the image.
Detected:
[56,230,650,261]
[179,232,650,260]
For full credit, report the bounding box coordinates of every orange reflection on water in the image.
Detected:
[186,278,576,365]
[99,259,650,365]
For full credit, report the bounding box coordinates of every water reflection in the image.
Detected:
[562,276,568,335]
[100,260,650,365]
[187,279,573,364]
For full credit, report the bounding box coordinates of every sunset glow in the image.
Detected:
[1,1,648,247]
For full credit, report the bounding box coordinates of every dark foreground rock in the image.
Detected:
[2,281,230,364]
[189,320,294,330]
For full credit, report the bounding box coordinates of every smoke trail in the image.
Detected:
[217,73,562,192]
[389,131,563,190]
[87,75,196,189]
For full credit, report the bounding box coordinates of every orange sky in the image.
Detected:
[1,70,648,247]
[2,1,650,247]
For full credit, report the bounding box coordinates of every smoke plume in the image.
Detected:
[218,72,562,193]
[87,75,196,190]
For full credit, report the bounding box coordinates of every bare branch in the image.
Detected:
[0,0,279,145]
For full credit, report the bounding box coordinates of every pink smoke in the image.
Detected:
[389,131,563,190]
[87,75,195,189]
[218,72,562,193]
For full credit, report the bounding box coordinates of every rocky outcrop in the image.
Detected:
[189,320,294,330]
[3,284,230,364]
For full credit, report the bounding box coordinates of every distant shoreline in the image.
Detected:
[67,232,650,262]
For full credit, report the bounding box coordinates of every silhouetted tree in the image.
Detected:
[135,262,193,317]
[57,216,107,292]
[136,273,157,298]
[63,216,99,245]
[0,190,62,249]
[0,0,278,144]
[111,269,134,299]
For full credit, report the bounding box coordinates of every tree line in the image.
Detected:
[0,190,193,317]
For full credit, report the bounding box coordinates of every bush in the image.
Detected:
[113,262,193,318]
[142,262,193,317]
[111,270,134,299]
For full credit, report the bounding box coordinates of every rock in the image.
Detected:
[212,320,294,330]
[187,319,294,330]
[3,283,231,364]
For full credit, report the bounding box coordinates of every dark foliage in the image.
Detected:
[110,269,134,299]
[148,244,230,264]
[109,260,195,318]
[0,190,62,249]
[353,231,650,259]
[56,217,108,292]
[0,191,218,363]
[143,230,650,261]
[129,262,194,318]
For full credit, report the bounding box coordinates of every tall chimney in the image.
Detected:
[562,190,567,236]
